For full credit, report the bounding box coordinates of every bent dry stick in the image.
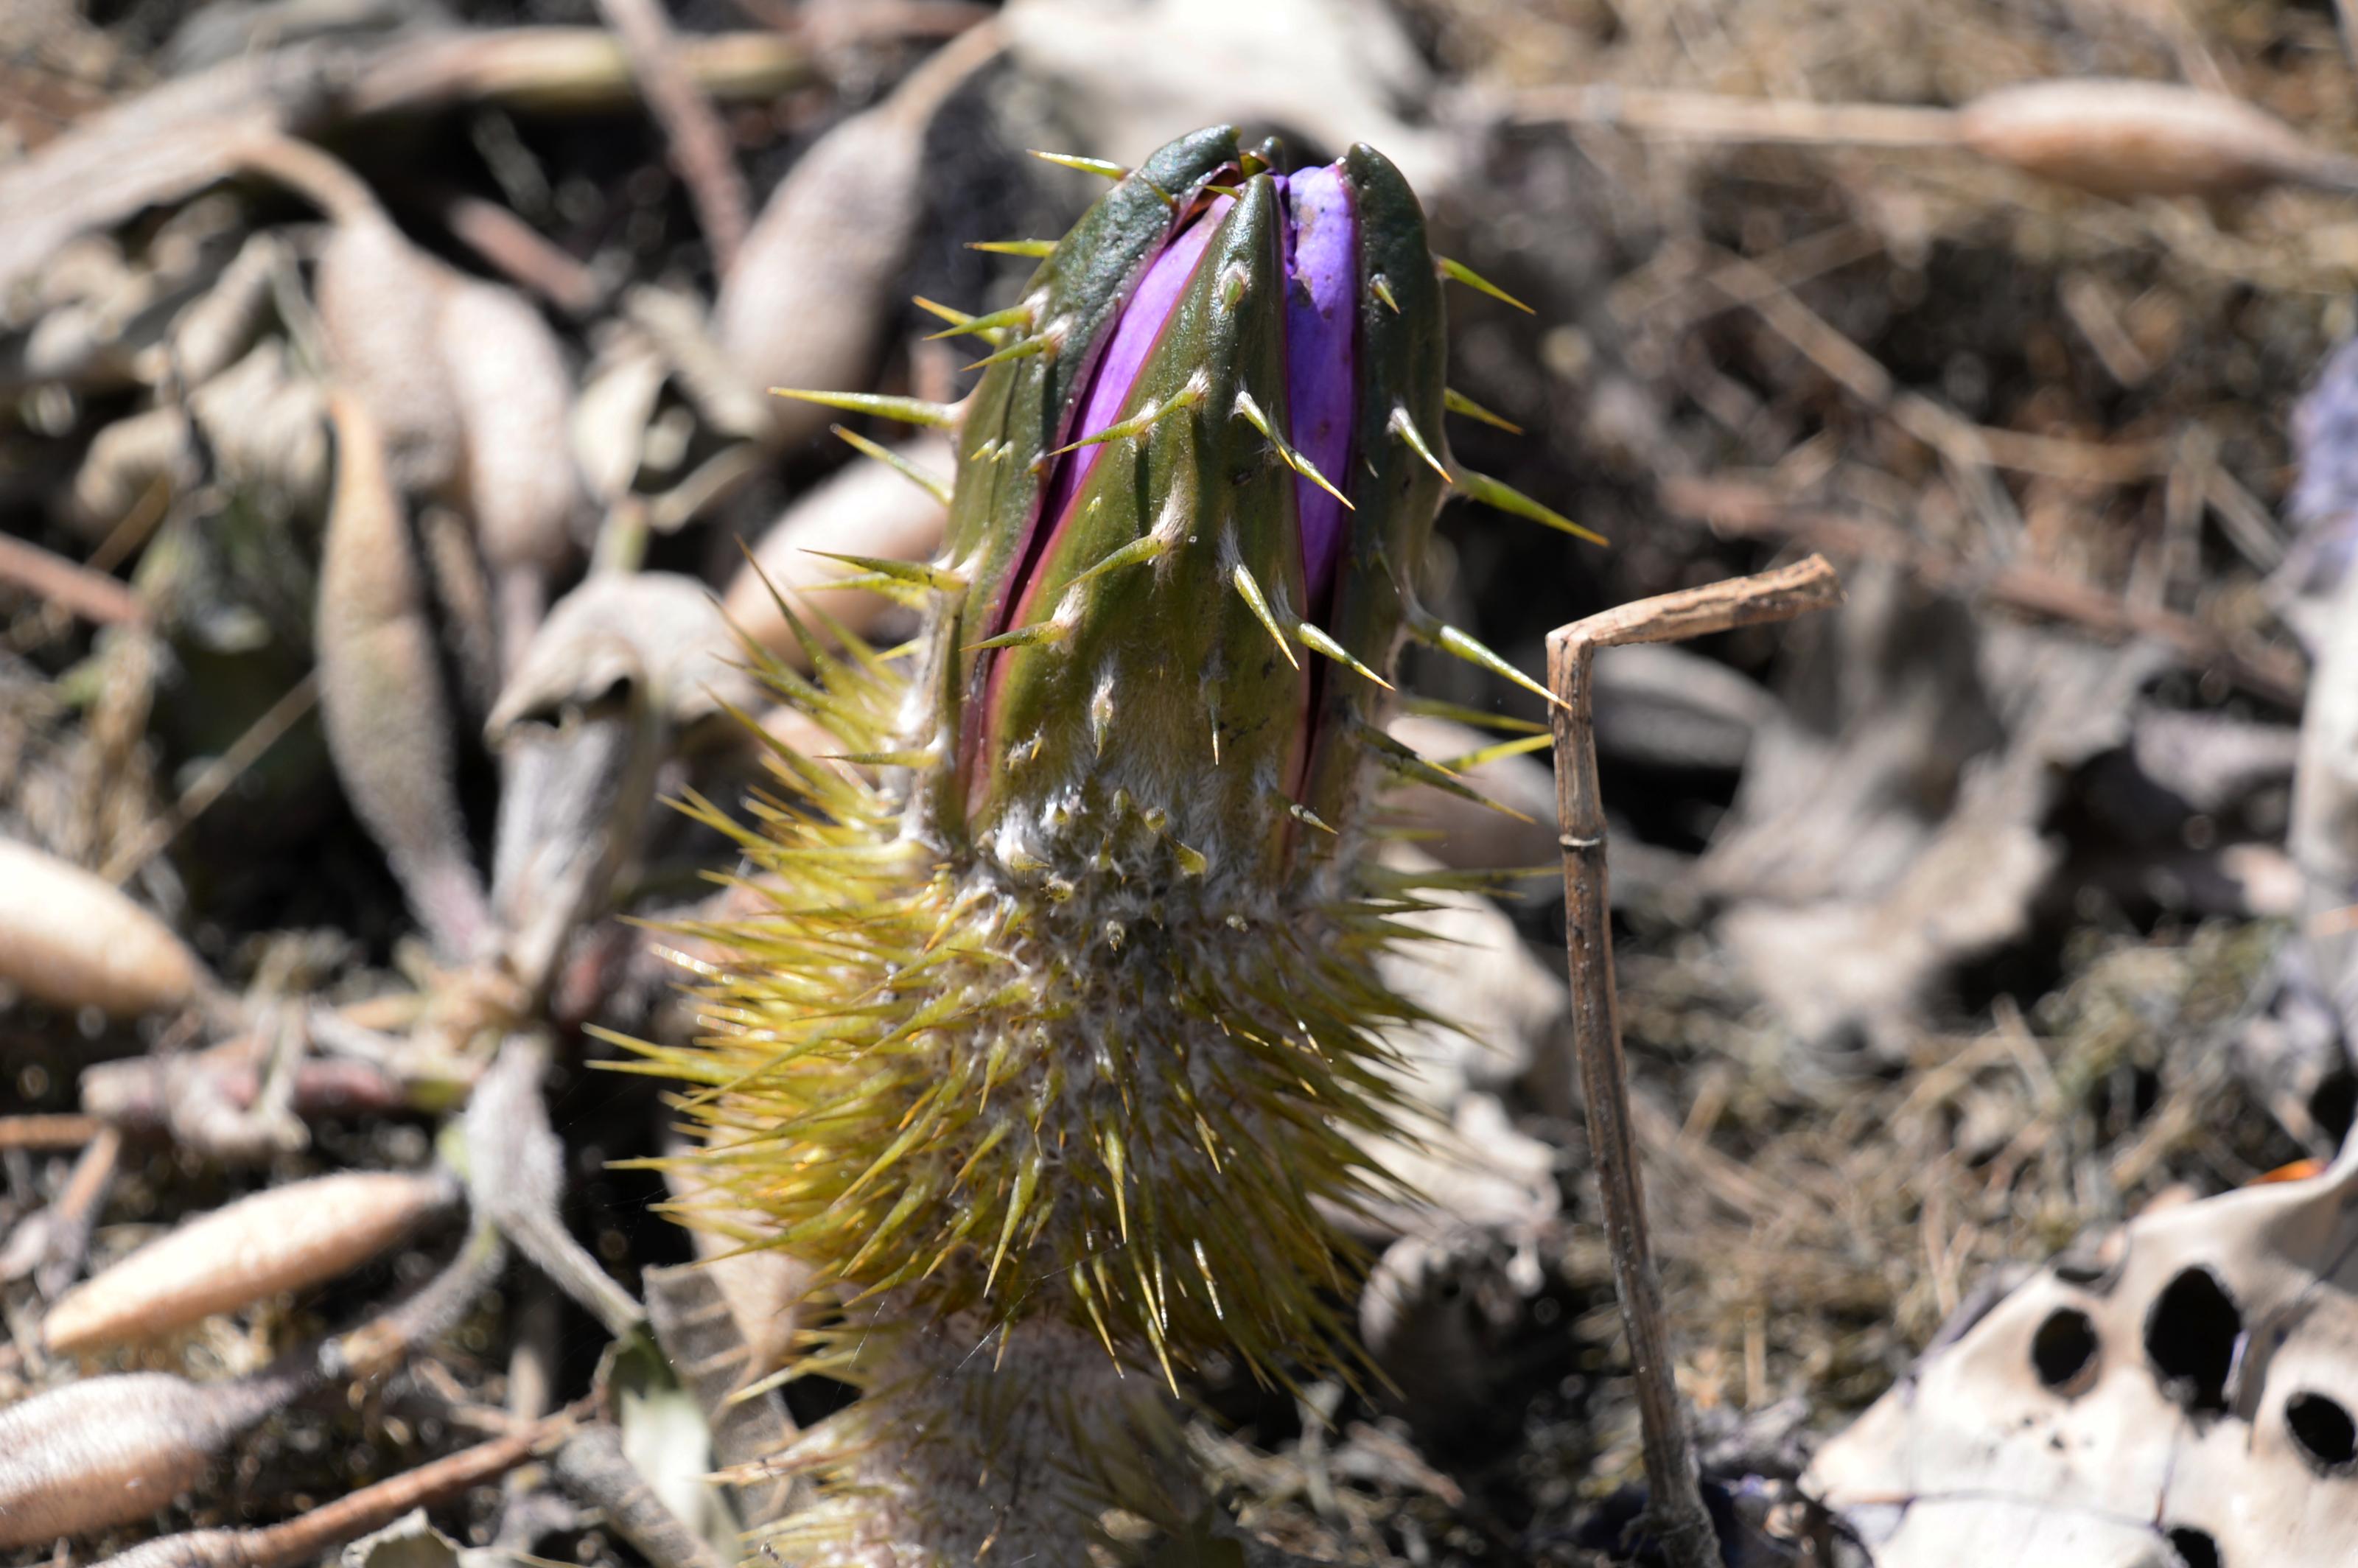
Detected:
[1547,553,1845,1568]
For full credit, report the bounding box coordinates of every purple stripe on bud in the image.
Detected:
[1032,197,1234,552]
[1278,165,1357,613]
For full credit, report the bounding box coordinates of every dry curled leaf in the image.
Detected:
[0,835,208,1017]
[1959,78,2358,200]
[486,572,756,995]
[43,1166,460,1353]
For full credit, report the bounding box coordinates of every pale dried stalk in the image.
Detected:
[0,838,207,1017]
[0,1121,122,1296]
[43,1168,460,1352]
[430,189,603,314]
[0,531,146,626]
[1547,556,1845,1568]
[0,1113,103,1150]
[86,1410,571,1568]
[0,1365,310,1547]
[1516,77,2358,199]
[78,1038,412,1151]
[595,0,751,272]
[1513,85,1961,148]
[344,29,816,117]
[100,673,319,886]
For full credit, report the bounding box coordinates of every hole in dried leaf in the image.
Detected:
[2314,1068,2357,1147]
[2165,1525,2222,1568]
[2029,1307,2099,1393]
[2145,1267,2239,1414]
[2287,1391,2358,1473]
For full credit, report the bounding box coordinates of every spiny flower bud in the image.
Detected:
[651,122,1584,1561]
[934,134,1446,893]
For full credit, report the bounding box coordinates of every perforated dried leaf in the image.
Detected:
[1808,1147,2358,1565]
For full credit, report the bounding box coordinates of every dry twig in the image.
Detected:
[1547,555,1846,1568]
[0,531,144,626]
[594,0,752,273]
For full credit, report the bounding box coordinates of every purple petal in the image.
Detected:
[1280,164,1357,612]
[1032,195,1234,546]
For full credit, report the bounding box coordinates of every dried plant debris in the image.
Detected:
[1808,1148,2358,1565]
[10,1,2358,1564]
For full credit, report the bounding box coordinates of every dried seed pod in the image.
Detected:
[43,1167,460,1353]
[0,836,207,1017]
[261,133,582,658]
[720,432,952,660]
[1958,79,2358,200]
[316,213,467,493]
[435,276,588,670]
[0,1367,305,1546]
[318,392,494,962]
[715,26,1003,448]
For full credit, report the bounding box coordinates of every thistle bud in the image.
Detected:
[925,131,1446,889]
[660,122,1584,1561]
